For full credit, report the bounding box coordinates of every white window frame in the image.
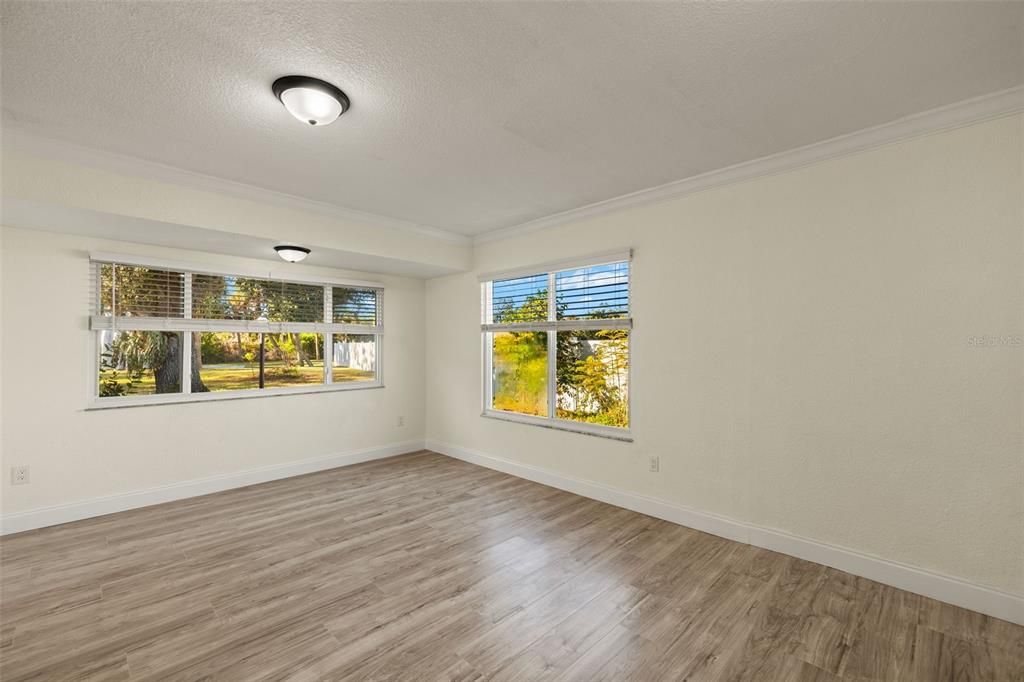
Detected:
[479,250,633,442]
[87,252,384,409]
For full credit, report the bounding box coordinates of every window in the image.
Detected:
[90,254,383,405]
[480,251,631,439]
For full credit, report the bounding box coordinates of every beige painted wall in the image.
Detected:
[0,226,425,514]
[425,114,1024,596]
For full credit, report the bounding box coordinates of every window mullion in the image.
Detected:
[111,264,117,332]
[375,289,383,384]
[324,286,332,385]
[547,325,557,421]
[547,271,557,420]
[183,273,194,320]
[482,282,490,324]
[182,331,193,395]
[182,274,193,394]
[482,331,492,412]
[547,272,556,322]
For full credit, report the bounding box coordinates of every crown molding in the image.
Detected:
[6,85,1021,248]
[474,85,1024,245]
[1,126,472,246]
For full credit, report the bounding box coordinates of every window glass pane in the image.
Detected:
[98,331,183,396]
[194,332,262,392]
[331,334,377,383]
[556,330,629,428]
[192,275,323,322]
[555,261,629,320]
[194,332,325,391]
[99,264,185,317]
[491,274,548,323]
[263,333,326,389]
[491,331,548,416]
[333,288,377,325]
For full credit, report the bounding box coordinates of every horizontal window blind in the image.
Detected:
[90,257,383,334]
[99,263,186,318]
[491,274,549,324]
[332,287,378,325]
[192,275,323,323]
[555,261,629,320]
[480,255,631,332]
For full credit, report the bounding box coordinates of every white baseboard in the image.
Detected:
[427,439,1024,626]
[1,440,425,536]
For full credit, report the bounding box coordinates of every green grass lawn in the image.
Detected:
[100,361,374,395]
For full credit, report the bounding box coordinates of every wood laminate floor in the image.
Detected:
[1,451,1021,681]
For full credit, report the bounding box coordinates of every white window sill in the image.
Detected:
[481,409,633,442]
[86,382,384,410]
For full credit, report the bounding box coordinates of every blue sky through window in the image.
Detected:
[556,262,628,320]
[490,261,629,322]
[491,273,548,322]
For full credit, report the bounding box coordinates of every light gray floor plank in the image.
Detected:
[1,451,1019,681]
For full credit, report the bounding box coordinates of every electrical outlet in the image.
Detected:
[397,415,405,427]
[648,456,660,473]
[11,466,29,485]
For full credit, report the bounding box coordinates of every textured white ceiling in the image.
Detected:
[2,2,1021,236]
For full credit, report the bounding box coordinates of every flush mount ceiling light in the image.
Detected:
[272,75,350,126]
[274,245,311,262]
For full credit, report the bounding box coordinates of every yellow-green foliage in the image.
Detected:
[490,287,630,427]
[492,332,548,416]
[556,328,629,428]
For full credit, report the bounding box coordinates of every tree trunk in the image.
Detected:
[267,333,283,360]
[153,333,209,393]
[291,333,311,366]
[154,332,181,393]
[191,335,209,393]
